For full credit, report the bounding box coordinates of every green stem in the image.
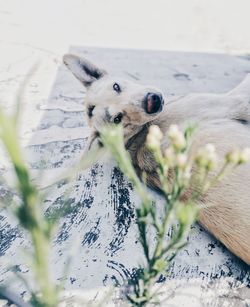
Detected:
[31,229,58,307]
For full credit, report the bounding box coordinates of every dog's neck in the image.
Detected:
[125,97,185,163]
[126,124,148,151]
[152,96,191,133]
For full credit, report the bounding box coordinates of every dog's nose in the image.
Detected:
[144,93,164,114]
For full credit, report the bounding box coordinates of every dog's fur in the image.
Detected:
[63,54,250,264]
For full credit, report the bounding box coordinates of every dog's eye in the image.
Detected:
[113,83,121,93]
[113,113,123,124]
[87,105,95,118]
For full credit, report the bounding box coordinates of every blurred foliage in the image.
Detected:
[0,106,102,306]
[100,124,249,306]
[0,87,249,306]
[0,108,59,306]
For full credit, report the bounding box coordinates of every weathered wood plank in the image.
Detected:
[0,47,250,304]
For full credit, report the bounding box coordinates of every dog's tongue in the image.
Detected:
[147,100,153,113]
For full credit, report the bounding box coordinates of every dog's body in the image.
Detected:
[63,54,250,264]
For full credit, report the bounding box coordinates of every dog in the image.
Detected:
[63,54,250,264]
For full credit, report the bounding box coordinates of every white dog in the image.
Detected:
[63,54,250,264]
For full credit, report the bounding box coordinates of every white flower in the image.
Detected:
[181,166,192,187]
[176,153,187,169]
[225,147,250,164]
[167,125,186,151]
[239,148,250,163]
[225,148,240,164]
[195,143,217,170]
[146,134,160,149]
[183,166,191,180]
[164,147,175,166]
[205,143,215,154]
[168,125,180,138]
[148,125,163,141]
[146,125,163,150]
[195,149,207,167]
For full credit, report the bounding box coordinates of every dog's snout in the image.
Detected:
[144,93,164,114]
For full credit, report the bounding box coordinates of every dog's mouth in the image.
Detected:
[144,93,164,114]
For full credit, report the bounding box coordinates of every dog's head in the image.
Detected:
[63,54,165,149]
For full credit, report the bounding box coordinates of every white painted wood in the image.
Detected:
[0,47,250,306]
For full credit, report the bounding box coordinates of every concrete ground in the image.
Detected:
[0,1,250,306]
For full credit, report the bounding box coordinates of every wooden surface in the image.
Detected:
[0,47,250,306]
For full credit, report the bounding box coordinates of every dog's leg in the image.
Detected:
[199,202,250,265]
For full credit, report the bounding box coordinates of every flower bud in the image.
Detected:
[239,148,250,164]
[164,147,175,166]
[148,125,163,141]
[195,150,207,168]
[146,125,163,150]
[181,166,192,187]
[207,156,217,170]
[195,143,217,170]
[174,134,186,151]
[168,125,186,151]
[176,153,187,169]
[205,143,215,154]
[146,134,160,150]
[183,166,191,180]
[225,148,240,164]
[168,125,180,138]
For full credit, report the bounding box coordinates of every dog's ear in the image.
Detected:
[63,54,107,87]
